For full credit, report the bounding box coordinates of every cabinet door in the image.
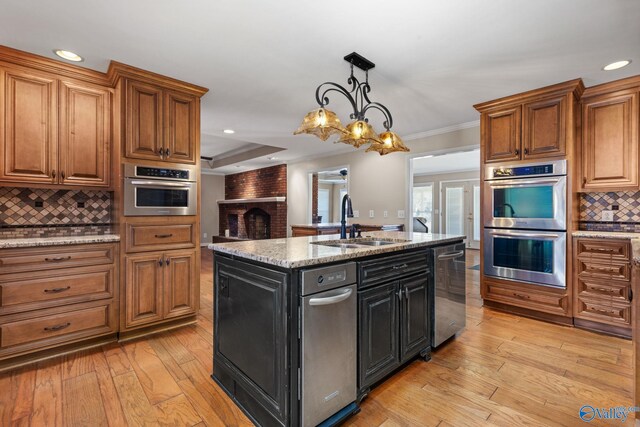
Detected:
[164,91,197,164]
[358,282,399,389]
[125,252,163,329]
[59,81,111,187]
[400,275,430,362]
[483,106,521,163]
[522,95,566,159]
[581,91,639,190]
[125,80,163,161]
[1,67,57,183]
[163,249,198,319]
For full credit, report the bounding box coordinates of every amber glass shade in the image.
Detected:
[366,131,410,155]
[293,108,347,141]
[336,120,383,148]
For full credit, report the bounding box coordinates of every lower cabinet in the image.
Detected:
[358,273,430,391]
[124,249,197,330]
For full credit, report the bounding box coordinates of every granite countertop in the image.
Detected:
[209,231,465,268]
[291,223,403,229]
[572,230,640,240]
[0,234,120,249]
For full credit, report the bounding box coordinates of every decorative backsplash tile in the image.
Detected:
[0,188,111,226]
[579,191,640,232]
[0,225,113,239]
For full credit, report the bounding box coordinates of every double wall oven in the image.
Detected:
[483,160,567,289]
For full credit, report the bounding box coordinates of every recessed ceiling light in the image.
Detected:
[223,129,235,134]
[267,156,278,160]
[603,60,631,71]
[53,49,84,62]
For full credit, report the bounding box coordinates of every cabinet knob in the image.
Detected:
[61,171,65,180]
[158,148,165,157]
[165,258,170,266]
[158,258,164,267]
[165,148,171,157]
[582,177,587,186]
[514,149,520,156]
[524,148,529,155]
[51,170,56,179]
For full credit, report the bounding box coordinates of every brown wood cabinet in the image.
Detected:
[0,243,118,367]
[124,249,197,330]
[475,79,583,163]
[125,80,198,164]
[580,88,639,191]
[573,237,632,338]
[0,65,112,188]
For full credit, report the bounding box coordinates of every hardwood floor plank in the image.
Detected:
[112,371,158,426]
[91,349,128,427]
[174,327,213,372]
[157,332,197,365]
[148,336,189,382]
[31,359,63,427]
[63,372,108,427]
[9,365,37,422]
[122,339,182,405]
[0,371,14,426]
[177,377,226,427]
[61,349,95,381]
[102,341,132,376]
[154,394,202,427]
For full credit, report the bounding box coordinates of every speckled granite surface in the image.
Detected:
[572,230,640,240]
[291,223,403,229]
[0,234,120,249]
[631,239,640,266]
[209,231,465,268]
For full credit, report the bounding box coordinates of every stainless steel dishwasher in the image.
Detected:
[433,243,466,347]
[300,263,358,426]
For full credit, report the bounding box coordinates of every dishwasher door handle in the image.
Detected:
[309,289,353,306]
[438,251,465,260]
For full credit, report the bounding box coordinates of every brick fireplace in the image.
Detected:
[218,165,287,239]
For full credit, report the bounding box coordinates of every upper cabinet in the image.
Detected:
[0,52,112,188]
[476,79,584,164]
[113,63,206,165]
[579,77,640,191]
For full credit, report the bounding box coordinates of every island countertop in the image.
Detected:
[290,223,404,229]
[208,231,465,268]
[0,234,120,249]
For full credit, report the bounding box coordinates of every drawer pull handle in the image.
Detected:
[592,307,615,315]
[158,258,164,267]
[392,263,409,270]
[155,234,174,238]
[593,248,612,252]
[44,286,71,294]
[165,258,170,266]
[592,287,615,293]
[44,322,71,332]
[44,256,71,262]
[513,293,530,299]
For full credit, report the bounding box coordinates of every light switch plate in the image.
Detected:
[383,210,388,218]
[369,210,375,218]
[203,233,208,239]
[353,210,360,218]
[398,210,405,219]
[601,210,614,221]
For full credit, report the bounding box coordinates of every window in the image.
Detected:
[412,184,433,231]
[317,189,330,224]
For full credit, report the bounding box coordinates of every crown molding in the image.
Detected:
[402,120,480,142]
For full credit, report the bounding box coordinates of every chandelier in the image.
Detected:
[294,52,409,155]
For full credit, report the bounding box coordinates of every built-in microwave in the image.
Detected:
[124,164,197,216]
[483,160,567,230]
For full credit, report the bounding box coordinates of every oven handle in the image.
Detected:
[489,231,560,239]
[488,178,561,188]
[129,180,193,188]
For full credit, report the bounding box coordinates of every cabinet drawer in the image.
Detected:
[358,251,429,289]
[577,260,630,281]
[0,244,115,274]
[575,298,631,327]
[576,278,630,303]
[0,265,114,315]
[575,238,630,261]
[126,222,196,253]
[0,301,116,353]
[485,282,569,315]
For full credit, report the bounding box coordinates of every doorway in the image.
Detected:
[441,180,480,249]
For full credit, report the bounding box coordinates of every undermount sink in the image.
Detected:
[311,238,410,249]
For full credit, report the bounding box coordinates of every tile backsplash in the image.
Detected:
[0,187,111,227]
[580,191,640,232]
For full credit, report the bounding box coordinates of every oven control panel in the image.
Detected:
[136,166,189,180]
[485,159,566,180]
[493,164,553,178]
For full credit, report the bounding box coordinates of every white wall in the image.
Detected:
[287,126,480,236]
[200,173,225,244]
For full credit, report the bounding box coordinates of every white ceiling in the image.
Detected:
[1,0,638,173]
[413,150,480,175]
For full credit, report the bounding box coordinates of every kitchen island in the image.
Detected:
[209,231,465,427]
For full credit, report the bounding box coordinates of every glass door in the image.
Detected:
[441,180,481,250]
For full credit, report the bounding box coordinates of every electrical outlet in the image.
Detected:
[369,210,375,218]
[397,210,405,219]
[353,210,360,218]
[203,233,208,239]
[601,210,614,221]
[383,210,388,218]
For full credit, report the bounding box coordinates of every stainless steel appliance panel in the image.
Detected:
[301,283,357,426]
[484,229,566,288]
[433,244,466,347]
[124,179,197,216]
[300,262,356,296]
[485,159,567,181]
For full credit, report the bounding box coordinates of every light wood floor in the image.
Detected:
[0,250,633,426]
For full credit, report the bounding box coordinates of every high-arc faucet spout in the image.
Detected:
[340,194,354,239]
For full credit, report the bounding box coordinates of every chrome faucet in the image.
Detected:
[340,194,354,239]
